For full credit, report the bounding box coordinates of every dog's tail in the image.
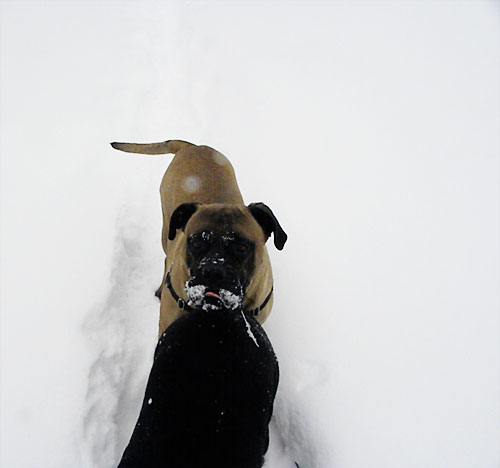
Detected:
[110,140,195,155]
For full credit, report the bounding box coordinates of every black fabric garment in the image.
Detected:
[118,308,279,468]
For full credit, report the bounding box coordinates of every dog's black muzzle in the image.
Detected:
[199,261,234,287]
[185,256,245,311]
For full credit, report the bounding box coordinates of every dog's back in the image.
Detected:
[118,309,279,468]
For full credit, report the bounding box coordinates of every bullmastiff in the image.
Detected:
[110,140,287,337]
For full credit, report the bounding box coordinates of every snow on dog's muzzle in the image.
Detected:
[184,280,244,312]
[184,255,246,311]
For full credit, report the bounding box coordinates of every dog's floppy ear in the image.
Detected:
[168,203,199,240]
[248,202,288,250]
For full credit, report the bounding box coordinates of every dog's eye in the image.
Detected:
[188,234,211,253]
[190,240,206,250]
[231,241,251,255]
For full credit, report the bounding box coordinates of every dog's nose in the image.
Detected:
[200,263,229,284]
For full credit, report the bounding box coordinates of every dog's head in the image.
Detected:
[168,203,287,312]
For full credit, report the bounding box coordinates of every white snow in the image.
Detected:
[201,231,213,241]
[203,303,221,312]
[1,2,499,468]
[200,256,226,266]
[219,288,243,310]
[185,283,207,307]
[241,311,260,348]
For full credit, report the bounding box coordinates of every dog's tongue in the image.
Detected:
[204,291,221,300]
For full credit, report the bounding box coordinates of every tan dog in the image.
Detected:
[110,140,287,337]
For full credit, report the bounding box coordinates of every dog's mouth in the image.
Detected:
[185,282,243,312]
[204,291,221,300]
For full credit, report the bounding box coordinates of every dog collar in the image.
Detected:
[165,272,273,317]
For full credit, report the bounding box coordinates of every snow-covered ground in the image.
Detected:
[1,1,499,467]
